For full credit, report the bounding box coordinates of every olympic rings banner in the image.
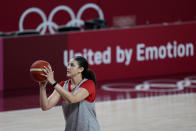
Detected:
[19,3,104,34]
[0,0,196,32]
[1,22,196,91]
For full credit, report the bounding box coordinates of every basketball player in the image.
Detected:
[39,56,100,131]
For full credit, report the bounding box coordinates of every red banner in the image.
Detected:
[0,38,3,91]
[66,22,196,81]
[1,22,196,91]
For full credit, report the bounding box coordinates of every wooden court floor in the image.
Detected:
[0,93,196,131]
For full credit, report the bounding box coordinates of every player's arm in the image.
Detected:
[39,82,61,111]
[41,65,89,104]
[53,83,89,104]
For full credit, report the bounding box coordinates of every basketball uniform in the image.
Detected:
[61,78,100,131]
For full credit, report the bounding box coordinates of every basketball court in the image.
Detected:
[0,74,196,131]
[0,1,196,131]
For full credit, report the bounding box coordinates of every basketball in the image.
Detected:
[30,60,50,82]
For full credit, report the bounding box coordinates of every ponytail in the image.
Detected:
[82,69,96,85]
[73,56,96,85]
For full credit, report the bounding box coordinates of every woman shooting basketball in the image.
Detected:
[39,56,100,131]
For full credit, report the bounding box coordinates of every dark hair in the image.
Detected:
[74,56,96,85]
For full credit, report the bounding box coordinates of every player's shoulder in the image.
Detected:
[85,79,94,83]
[59,80,68,86]
[83,79,95,86]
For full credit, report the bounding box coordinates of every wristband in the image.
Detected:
[52,81,58,87]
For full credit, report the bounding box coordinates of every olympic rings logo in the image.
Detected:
[101,76,196,93]
[19,3,104,34]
